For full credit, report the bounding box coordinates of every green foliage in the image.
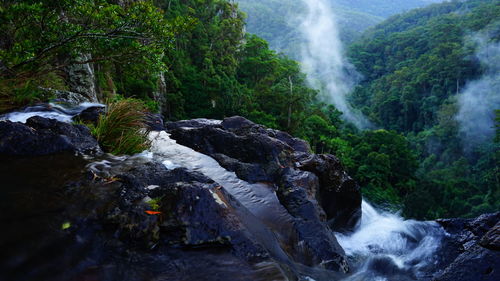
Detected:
[0,73,58,113]
[1,0,495,220]
[348,0,499,132]
[345,130,418,208]
[1,0,176,74]
[236,34,318,132]
[347,0,500,218]
[235,0,438,56]
[0,0,184,107]
[90,99,150,155]
[146,196,163,211]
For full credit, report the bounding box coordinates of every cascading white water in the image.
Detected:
[336,201,445,281]
[148,130,297,236]
[0,102,104,123]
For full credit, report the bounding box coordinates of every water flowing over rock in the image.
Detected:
[1,107,498,281]
[166,116,362,233]
[147,130,350,275]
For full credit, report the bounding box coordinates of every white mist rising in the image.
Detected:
[456,37,500,147]
[299,0,370,128]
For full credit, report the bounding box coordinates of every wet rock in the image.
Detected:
[480,221,500,250]
[65,53,98,102]
[0,152,286,281]
[74,106,105,124]
[52,89,90,104]
[0,116,101,156]
[168,116,361,232]
[432,244,499,281]
[212,153,270,183]
[291,220,349,273]
[166,116,362,272]
[278,168,325,222]
[167,117,362,227]
[433,212,500,281]
[144,113,164,131]
[166,118,222,130]
[84,162,269,262]
[297,154,362,232]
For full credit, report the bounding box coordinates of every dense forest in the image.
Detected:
[348,0,500,218]
[0,0,498,220]
[235,0,443,54]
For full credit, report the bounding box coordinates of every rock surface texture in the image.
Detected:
[2,113,496,281]
[166,116,362,232]
[165,116,364,273]
[433,212,500,281]
[0,116,101,155]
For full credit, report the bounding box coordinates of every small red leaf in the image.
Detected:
[145,210,162,215]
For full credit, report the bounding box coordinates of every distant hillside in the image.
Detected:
[348,0,500,219]
[236,0,444,57]
[332,0,444,18]
[348,0,500,130]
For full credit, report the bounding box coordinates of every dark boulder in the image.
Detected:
[166,118,222,130]
[296,154,362,232]
[90,161,269,261]
[144,113,164,131]
[73,106,105,124]
[432,244,499,281]
[1,150,288,281]
[166,116,362,233]
[277,168,326,222]
[165,116,362,273]
[480,221,500,250]
[0,116,101,156]
[211,153,271,183]
[433,212,500,281]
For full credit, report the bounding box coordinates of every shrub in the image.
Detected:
[0,72,61,113]
[90,99,150,155]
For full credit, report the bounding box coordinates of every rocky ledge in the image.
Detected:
[1,114,498,281]
[0,115,361,280]
[0,116,101,155]
[166,116,362,232]
[433,212,500,281]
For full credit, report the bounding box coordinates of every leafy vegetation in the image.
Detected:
[235,0,443,56]
[0,0,185,110]
[347,0,500,218]
[0,0,497,219]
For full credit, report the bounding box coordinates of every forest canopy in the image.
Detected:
[0,0,498,220]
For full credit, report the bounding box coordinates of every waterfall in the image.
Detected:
[336,201,445,280]
[1,105,447,280]
[148,130,446,281]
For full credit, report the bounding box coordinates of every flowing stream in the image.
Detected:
[147,131,446,281]
[0,102,103,123]
[336,201,445,281]
[0,104,447,281]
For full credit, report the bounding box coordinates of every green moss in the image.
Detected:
[147,196,164,211]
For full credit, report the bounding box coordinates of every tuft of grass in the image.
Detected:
[90,99,150,155]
